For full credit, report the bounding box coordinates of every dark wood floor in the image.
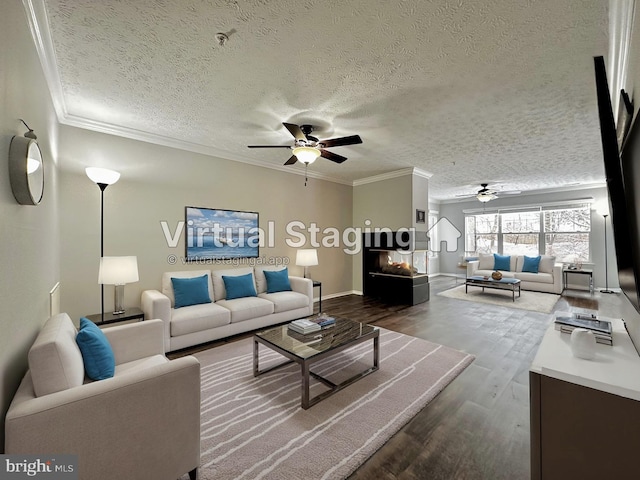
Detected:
[171,276,610,480]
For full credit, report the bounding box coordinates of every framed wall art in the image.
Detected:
[185,207,259,261]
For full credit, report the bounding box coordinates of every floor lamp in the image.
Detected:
[601,213,616,294]
[86,167,121,321]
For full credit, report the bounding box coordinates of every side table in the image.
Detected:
[84,307,145,326]
[562,268,593,293]
[312,280,322,313]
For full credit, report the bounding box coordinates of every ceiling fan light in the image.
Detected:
[292,146,321,164]
[477,192,496,203]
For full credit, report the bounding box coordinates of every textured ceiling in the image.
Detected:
[38,0,609,200]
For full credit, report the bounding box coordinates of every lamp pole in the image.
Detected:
[86,168,121,322]
[601,214,616,294]
[98,182,107,321]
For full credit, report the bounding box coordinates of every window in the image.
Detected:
[502,211,540,256]
[464,204,591,260]
[544,207,590,261]
[465,213,498,254]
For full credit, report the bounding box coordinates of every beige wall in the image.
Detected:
[0,0,61,451]
[57,126,354,320]
[352,174,414,292]
[411,173,430,232]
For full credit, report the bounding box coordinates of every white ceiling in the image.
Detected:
[32,0,612,200]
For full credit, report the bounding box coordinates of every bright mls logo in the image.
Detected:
[0,455,77,479]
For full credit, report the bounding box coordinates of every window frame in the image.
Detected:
[464,203,592,261]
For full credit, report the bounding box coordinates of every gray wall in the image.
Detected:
[0,0,61,451]
[438,187,616,289]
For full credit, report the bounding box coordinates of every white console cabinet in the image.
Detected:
[530,318,640,479]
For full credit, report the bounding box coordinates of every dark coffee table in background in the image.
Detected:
[465,275,521,301]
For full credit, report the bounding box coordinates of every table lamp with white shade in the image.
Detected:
[296,249,318,279]
[99,256,139,314]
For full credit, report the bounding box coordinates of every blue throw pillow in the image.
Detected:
[493,254,511,271]
[76,318,115,381]
[223,273,257,300]
[264,268,292,293]
[172,274,212,308]
[522,255,541,273]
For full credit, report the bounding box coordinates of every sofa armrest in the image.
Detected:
[552,263,563,293]
[102,319,164,364]
[290,276,313,300]
[467,260,479,277]
[6,356,201,479]
[141,289,171,353]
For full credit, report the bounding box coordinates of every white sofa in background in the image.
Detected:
[467,253,563,294]
[5,313,201,480]
[141,266,314,352]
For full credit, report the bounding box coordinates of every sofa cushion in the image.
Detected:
[171,303,231,337]
[255,266,289,294]
[172,274,212,308]
[223,273,258,299]
[522,255,542,273]
[216,297,274,323]
[493,254,511,271]
[539,255,556,274]
[515,272,554,284]
[28,313,85,397]
[162,270,213,308]
[478,254,494,270]
[259,291,309,313]
[76,318,116,381]
[264,268,292,293]
[211,267,254,301]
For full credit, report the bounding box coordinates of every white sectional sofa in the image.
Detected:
[141,266,314,352]
[467,253,563,294]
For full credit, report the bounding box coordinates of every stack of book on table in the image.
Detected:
[314,315,336,329]
[554,312,614,345]
[288,319,321,335]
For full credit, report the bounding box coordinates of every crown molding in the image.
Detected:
[23,0,67,120]
[352,167,433,186]
[60,113,353,185]
[608,0,636,117]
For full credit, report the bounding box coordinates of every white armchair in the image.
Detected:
[5,314,201,480]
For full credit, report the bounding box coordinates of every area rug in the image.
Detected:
[438,284,560,313]
[180,329,474,480]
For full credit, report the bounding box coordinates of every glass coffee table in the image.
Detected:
[253,317,379,409]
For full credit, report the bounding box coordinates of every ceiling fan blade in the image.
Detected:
[284,155,298,165]
[283,123,306,141]
[320,135,363,148]
[320,149,347,164]
[247,145,292,148]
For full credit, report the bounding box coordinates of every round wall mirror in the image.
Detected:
[9,136,44,205]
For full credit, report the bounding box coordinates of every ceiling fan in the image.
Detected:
[247,123,362,166]
[457,183,521,203]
